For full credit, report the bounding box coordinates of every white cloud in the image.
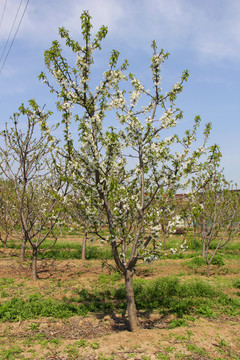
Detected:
[1,0,240,64]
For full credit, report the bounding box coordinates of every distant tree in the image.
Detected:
[62,188,102,261]
[0,179,17,249]
[0,101,65,280]
[190,145,240,276]
[39,11,211,331]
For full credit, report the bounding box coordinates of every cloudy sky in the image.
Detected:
[0,0,239,183]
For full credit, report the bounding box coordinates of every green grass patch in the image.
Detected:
[0,276,239,322]
[0,293,88,322]
[185,256,206,269]
[38,243,113,260]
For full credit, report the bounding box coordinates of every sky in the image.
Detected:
[0,0,239,184]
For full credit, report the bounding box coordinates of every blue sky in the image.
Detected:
[0,0,240,183]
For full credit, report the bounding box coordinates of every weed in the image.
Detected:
[187,343,206,355]
[186,330,193,338]
[98,355,114,360]
[157,354,170,360]
[28,322,40,330]
[0,345,23,359]
[1,290,8,298]
[38,242,113,260]
[66,343,79,359]
[233,278,240,289]
[98,272,122,285]
[0,294,88,322]
[48,338,62,346]
[0,278,14,287]
[211,255,225,266]
[169,318,188,328]
[186,256,206,269]
[165,346,175,353]
[75,339,88,348]
[91,341,99,350]
[196,304,217,318]
[216,337,229,348]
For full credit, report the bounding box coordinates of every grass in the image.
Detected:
[2,239,114,260]
[0,293,88,322]
[1,275,239,323]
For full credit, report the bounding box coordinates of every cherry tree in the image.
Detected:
[190,145,240,276]
[61,188,102,260]
[39,11,211,331]
[0,101,65,280]
[0,179,17,249]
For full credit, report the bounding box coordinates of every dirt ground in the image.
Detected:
[0,246,239,359]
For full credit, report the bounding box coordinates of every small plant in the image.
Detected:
[157,354,170,360]
[166,346,175,353]
[216,337,229,348]
[1,290,8,298]
[186,329,193,338]
[75,339,88,348]
[168,318,187,329]
[28,322,40,330]
[187,343,206,355]
[186,256,206,269]
[233,278,240,289]
[66,344,79,359]
[196,304,216,318]
[91,341,99,350]
[0,278,14,287]
[0,345,23,359]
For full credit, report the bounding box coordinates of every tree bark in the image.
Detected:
[81,231,87,260]
[206,262,210,277]
[32,248,39,281]
[20,238,27,262]
[125,269,140,332]
[201,241,206,257]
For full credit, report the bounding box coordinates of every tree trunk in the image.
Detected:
[81,231,87,261]
[193,223,197,246]
[201,240,206,257]
[125,269,139,332]
[32,248,39,281]
[206,262,210,277]
[20,238,27,262]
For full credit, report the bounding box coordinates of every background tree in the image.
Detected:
[0,179,17,249]
[39,11,211,331]
[61,188,102,261]
[190,145,240,276]
[0,100,65,280]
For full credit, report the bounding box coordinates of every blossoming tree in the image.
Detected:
[190,145,240,276]
[39,11,211,331]
[0,101,66,280]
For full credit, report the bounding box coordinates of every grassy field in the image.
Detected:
[0,235,239,359]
